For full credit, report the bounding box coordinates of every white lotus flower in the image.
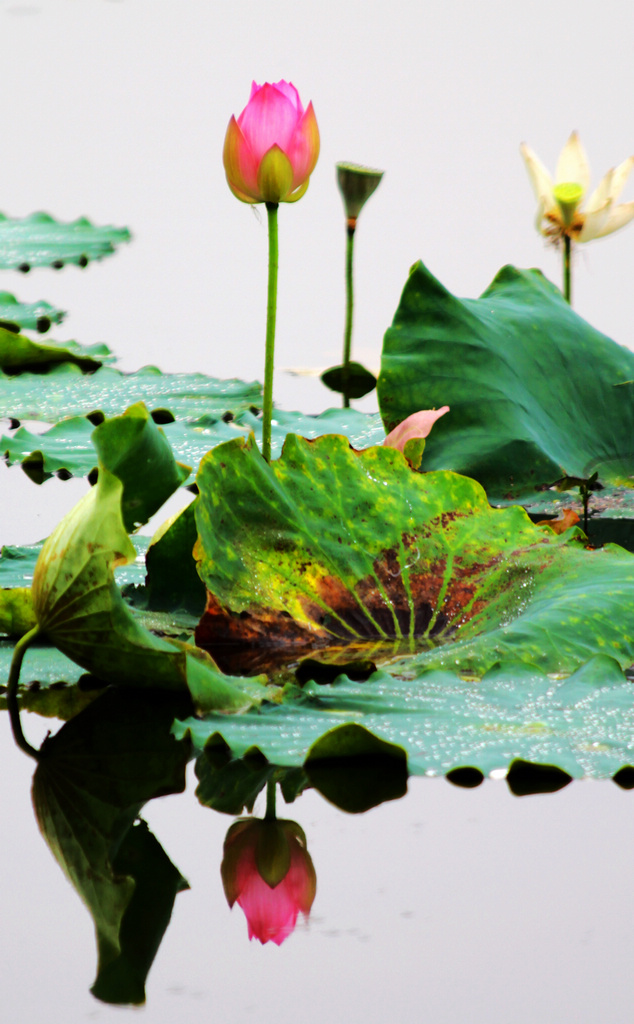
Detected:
[520,132,634,245]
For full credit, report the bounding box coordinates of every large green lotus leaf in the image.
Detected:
[378,263,634,500]
[0,212,130,270]
[193,432,599,655]
[175,653,634,779]
[0,326,112,374]
[32,688,190,1005]
[0,364,262,424]
[0,291,65,333]
[401,542,634,677]
[30,463,265,712]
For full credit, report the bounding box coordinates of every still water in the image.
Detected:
[2,702,634,1024]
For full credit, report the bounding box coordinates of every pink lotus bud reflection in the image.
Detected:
[383,407,450,452]
[221,817,316,945]
[223,81,320,205]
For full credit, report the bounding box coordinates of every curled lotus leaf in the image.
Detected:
[28,406,268,713]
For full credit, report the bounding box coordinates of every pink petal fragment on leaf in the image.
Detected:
[383,407,450,452]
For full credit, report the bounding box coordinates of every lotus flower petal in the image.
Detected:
[286,102,321,191]
[238,83,300,164]
[594,200,634,239]
[556,131,590,193]
[584,167,615,214]
[520,143,555,208]
[578,199,613,242]
[257,145,294,203]
[223,115,260,202]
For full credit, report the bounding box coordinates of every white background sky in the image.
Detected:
[1,0,633,415]
[2,4,634,1022]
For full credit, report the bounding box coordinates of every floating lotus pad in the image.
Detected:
[378,263,634,500]
[0,364,262,424]
[2,417,97,483]
[0,291,65,333]
[0,212,130,270]
[1,402,384,484]
[175,653,634,779]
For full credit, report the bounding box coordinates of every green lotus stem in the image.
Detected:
[262,201,279,463]
[265,777,277,820]
[6,624,41,760]
[563,235,572,304]
[342,220,356,408]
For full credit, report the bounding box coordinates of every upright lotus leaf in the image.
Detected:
[194,431,590,656]
[0,291,65,332]
[378,262,634,500]
[0,326,110,374]
[24,406,268,713]
[30,468,264,711]
[91,403,191,531]
[0,212,130,270]
[32,688,190,1005]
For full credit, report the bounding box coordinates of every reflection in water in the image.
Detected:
[221,787,317,946]
[27,688,193,1005]
[10,673,611,1006]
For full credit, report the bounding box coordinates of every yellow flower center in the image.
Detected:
[553,182,584,227]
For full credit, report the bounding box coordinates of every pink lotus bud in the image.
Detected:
[383,407,450,452]
[223,81,320,204]
[221,817,316,945]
